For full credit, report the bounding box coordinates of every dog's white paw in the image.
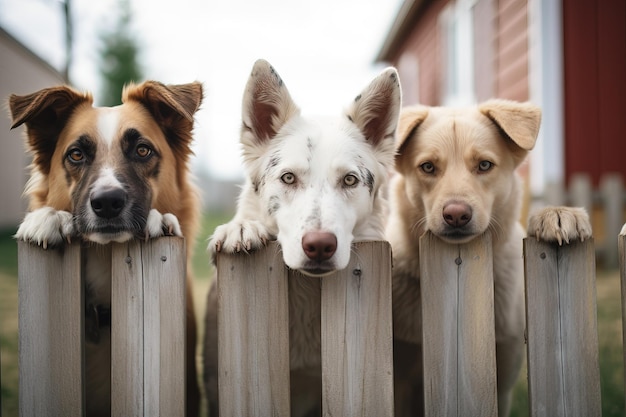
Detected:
[15,207,75,249]
[144,209,182,240]
[209,220,271,256]
[527,206,592,245]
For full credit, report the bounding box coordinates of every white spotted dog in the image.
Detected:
[203,59,401,416]
[10,81,203,417]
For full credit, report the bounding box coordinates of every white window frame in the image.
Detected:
[440,0,477,106]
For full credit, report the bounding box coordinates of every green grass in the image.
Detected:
[1,221,625,416]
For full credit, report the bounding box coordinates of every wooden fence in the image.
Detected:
[17,237,186,416]
[16,232,618,416]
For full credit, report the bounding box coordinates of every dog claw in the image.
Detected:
[42,240,48,250]
[215,241,222,252]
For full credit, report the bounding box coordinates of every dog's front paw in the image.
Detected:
[15,207,75,249]
[209,220,271,256]
[144,209,182,240]
[527,207,592,245]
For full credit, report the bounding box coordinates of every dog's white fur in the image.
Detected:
[204,59,401,416]
[387,100,592,417]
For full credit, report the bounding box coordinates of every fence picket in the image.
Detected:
[524,238,601,417]
[18,241,84,416]
[110,238,186,417]
[320,241,394,417]
[619,234,626,412]
[419,232,498,417]
[216,241,291,417]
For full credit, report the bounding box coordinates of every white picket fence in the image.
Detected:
[17,231,623,416]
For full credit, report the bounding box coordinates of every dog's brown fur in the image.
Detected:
[387,100,592,416]
[10,81,203,416]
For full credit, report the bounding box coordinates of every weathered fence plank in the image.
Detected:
[618,234,626,410]
[524,238,601,417]
[18,241,84,416]
[320,241,394,417]
[216,241,291,417]
[111,238,186,417]
[419,232,498,417]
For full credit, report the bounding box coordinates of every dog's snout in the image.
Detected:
[91,188,127,219]
[302,232,337,261]
[443,202,472,227]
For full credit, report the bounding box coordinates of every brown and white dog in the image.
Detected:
[9,81,203,417]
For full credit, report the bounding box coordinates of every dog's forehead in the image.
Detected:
[62,102,163,148]
[275,116,362,165]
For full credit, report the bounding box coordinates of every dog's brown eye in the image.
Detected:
[420,162,435,174]
[136,145,152,158]
[343,174,358,187]
[67,148,84,163]
[281,172,296,185]
[478,161,493,172]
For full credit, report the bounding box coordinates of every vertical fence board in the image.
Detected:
[111,241,145,416]
[419,232,497,417]
[320,241,394,417]
[618,235,626,411]
[144,238,186,416]
[18,242,84,417]
[524,238,601,417]
[111,238,186,417]
[217,241,291,417]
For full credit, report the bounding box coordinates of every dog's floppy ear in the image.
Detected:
[396,105,429,154]
[241,59,300,144]
[124,80,203,130]
[9,86,92,174]
[347,67,402,147]
[479,99,541,151]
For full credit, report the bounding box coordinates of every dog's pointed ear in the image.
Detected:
[396,106,429,154]
[347,67,402,147]
[123,81,203,127]
[479,99,541,151]
[241,59,300,143]
[9,86,92,174]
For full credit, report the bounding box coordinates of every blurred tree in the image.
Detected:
[98,0,143,106]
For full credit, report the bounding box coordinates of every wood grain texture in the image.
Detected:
[524,238,601,417]
[111,237,186,417]
[320,241,394,417]
[217,241,291,417]
[18,241,84,416]
[617,235,626,410]
[419,232,497,417]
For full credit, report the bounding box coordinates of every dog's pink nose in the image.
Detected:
[302,232,337,261]
[443,202,472,227]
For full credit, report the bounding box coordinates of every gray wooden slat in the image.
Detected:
[419,232,497,417]
[320,241,394,417]
[18,241,84,416]
[143,238,186,416]
[620,235,626,409]
[217,241,291,417]
[524,238,601,417]
[111,241,145,416]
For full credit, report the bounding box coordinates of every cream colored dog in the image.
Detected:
[386,100,592,417]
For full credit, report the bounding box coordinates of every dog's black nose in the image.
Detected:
[91,188,127,219]
[443,202,472,227]
[302,232,337,261]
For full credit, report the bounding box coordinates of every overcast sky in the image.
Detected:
[0,0,403,180]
